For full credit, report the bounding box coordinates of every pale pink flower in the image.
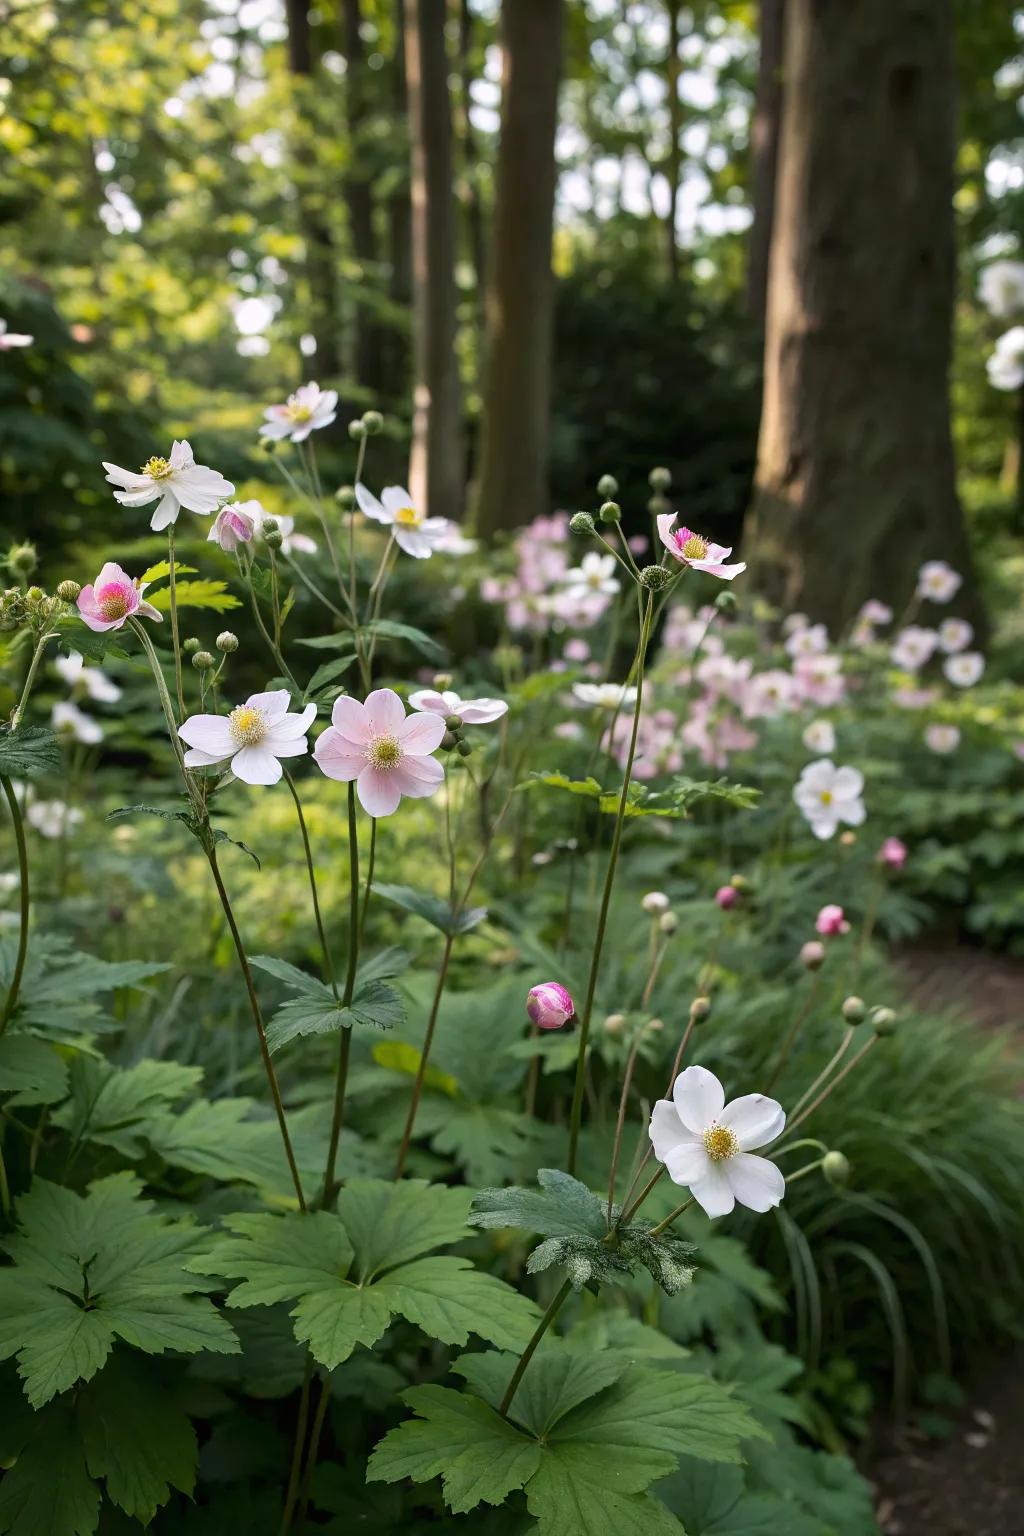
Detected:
[879,837,907,870]
[103,440,234,531]
[792,653,845,708]
[943,651,984,688]
[314,687,446,817]
[179,690,316,786]
[891,687,940,710]
[785,622,828,658]
[355,483,451,560]
[938,618,973,654]
[656,514,745,580]
[259,382,338,443]
[917,561,962,604]
[208,502,256,552]
[77,563,161,632]
[408,687,508,725]
[815,904,850,936]
[649,1065,785,1219]
[925,723,960,754]
[743,669,796,720]
[527,982,575,1031]
[563,638,590,662]
[859,600,893,626]
[891,626,939,671]
[715,885,738,910]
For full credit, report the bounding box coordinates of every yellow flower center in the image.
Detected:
[97,589,130,619]
[703,1124,739,1162]
[286,400,313,422]
[229,705,266,747]
[681,533,709,560]
[366,734,402,770]
[141,456,172,480]
[394,505,422,527]
[819,789,833,805]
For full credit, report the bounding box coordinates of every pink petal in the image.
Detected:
[407,689,449,715]
[391,757,444,799]
[313,728,364,781]
[397,710,446,754]
[458,698,508,724]
[690,559,747,581]
[356,765,403,817]
[363,688,405,736]
[330,695,371,744]
[231,746,283,785]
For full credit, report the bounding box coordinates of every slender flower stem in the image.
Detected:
[787,1026,855,1122]
[11,630,55,730]
[322,782,360,1207]
[240,555,301,694]
[167,526,185,721]
[615,1009,698,1223]
[205,846,307,1210]
[619,1163,664,1225]
[784,1158,825,1185]
[393,933,455,1179]
[0,1138,10,1220]
[499,1279,572,1418]
[606,1032,644,1224]
[359,818,377,939]
[270,550,283,647]
[649,1196,694,1237]
[296,1376,332,1527]
[284,768,337,998]
[567,594,654,1175]
[785,1034,877,1135]
[279,1354,313,1536]
[0,776,30,1040]
[282,553,346,620]
[765,973,821,1092]
[129,620,200,808]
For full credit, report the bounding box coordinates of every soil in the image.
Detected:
[868,945,1024,1534]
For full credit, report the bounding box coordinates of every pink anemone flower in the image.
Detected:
[77,563,162,632]
[815,904,851,937]
[178,690,317,786]
[407,687,508,725]
[314,687,446,817]
[656,514,746,580]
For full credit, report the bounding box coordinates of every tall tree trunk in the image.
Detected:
[383,0,412,402]
[474,0,564,538]
[745,0,977,629]
[285,0,341,378]
[456,0,487,338]
[666,3,682,285]
[746,0,785,328]
[404,0,463,516]
[341,0,384,392]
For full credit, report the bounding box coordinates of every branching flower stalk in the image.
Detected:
[166,525,186,720]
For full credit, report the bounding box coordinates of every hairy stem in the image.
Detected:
[0,776,30,1039]
[11,630,55,730]
[167,525,185,720]
[499,1278,572,1418]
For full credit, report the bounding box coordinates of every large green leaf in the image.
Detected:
[78,1356,197,1524]
[374,882,487,936]
[0,1035,69,1107]
[0,935,169,1045]
[0,726,63,779]
[249,953,405,1052]
[0,1401,99,1536]
[52,1057,203,1155]
[146,578,240,612]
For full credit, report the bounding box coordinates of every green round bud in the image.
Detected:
[56,580,82,602]
[569,511,596,536]
[7,543,38,578]
[263,522,283,551]
[659,911,678,935]
[441,730,458,752]
[639,564,672,591]
[603,1012,626,1035]
[335,484,356,510]
[361,410,384,435]
[648,466,671,491]
[647,493,671,518]
[259,437,278,454]
[191,650,215,671]
[822,1150,850,1187]
[714,590,738,614]
[597,474,618,499]
[456,739,472,758]
[348,419,368,441]
[25,586,44,604]
[599,501,622,523]
[444,714,463,730]
[216,631,239,653]
[689,996,712,1023]
[871,1006,897,1036]
[432,672,454,691]
[729,873,750,892]
[183,637,201,655]
[841,995,867,1025]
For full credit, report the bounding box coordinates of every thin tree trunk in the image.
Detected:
[745,0,977,629]
[666,2,682,285]
[404,0,463,516]
[456,0,487,338]
[285,0,341,378]
[746,0,785,328]
[474,0,565,538]
[341,0,384,391]
[383,0,413,402]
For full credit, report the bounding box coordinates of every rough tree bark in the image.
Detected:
[456,0,488,337]
[285,0,341,378]
[341,0,384,391]
[404,0,463,517]
[745,0,977,628]
[745,0,785,328]
[666,2,682,285]
[474,0,565,538]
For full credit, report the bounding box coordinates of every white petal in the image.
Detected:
[150,493,180,531]
[648,1099,689,1163]
[268,703,317,739]
[380,485,414,515]
[179,715,234,754]
[231,746,283,785]
[356,765,403,817]
[363,688,405,736]
[665,1140,712,1187]
[183,747,229,768]
[246,689,291,722]
[355,483,391,524]
[458,698,508,724]
[393,527,432,559]
[672,1065,725,1135]
[719,1094,786,1150]
[688,1164,736,1219]
[725,1153,786,1213]
[408,689,448,714]
[831,766,864,799]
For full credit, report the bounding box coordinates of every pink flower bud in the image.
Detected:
[800,940,826,971]
[815,904,850,937]
[715,885,738,910]
[527,982,575,1031]
[879,836,907,870]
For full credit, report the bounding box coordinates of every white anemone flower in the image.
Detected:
[649,1065,786,1219]
[0,319,33,350]
[943,651,984,688]
[890,626,938,671]
[51,701,103,746]
[179,690,317,786]
[53,651,121,704]
[26,799,83,838]
[563,552,620,599]
[916,560,962,604]
[354,483,451,559]
[407,687,508,725]
[259,382,338,443]
[979,260,1024,319]
[802,719,836,756]
[103,440,234,532]
[793,758,865,840]
[434,526,477,556]
[937,618,973,654]
[925,723,960,754]
[987,330,1024,392]
[572,682,638,709]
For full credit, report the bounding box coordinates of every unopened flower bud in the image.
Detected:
[216,631,239,653]
[183,636,201,654]
[259,437,279,454]
[441,730,458,751]
[361,409,384,435]
[639,564,672,591]
[348,419,368,440]
[714,590,738,613]
[599,500,621,523]
[570,511,596,536]
[456,739,472,757]
[56,580,82,602]
[689,996,712,1023]
[715,884,738,910]
[191,650,215,671]
[432,672,453,691]
[841,995,867,1024]
[335,484,356,510]
[262,517,284,551]
[822,1150,850,1187]
[839,830,857,847]
[445,714,463,730]
[871,1006,897,1036]
[26,586,44,604]
[659,911,678,935]
[527,981,575,1031]
[642,891,670,915]
[730,873,750,891]
[648,466,671,491]
[604,1012,626,1035]
[646,1016,665,1034]
[800,940,826,971]
[7,543,38,578]
[597,474,618,499]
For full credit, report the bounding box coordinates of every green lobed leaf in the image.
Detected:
[0,1400,99,1536]
[146,578,240,612]
[0,726,63,779]
[0,1035,69,1107]
[78,1355,197,1524]
[469,1168,610,1241]
[374,882,487,936]
[52,1056,204,1156]
[362,618,448,664]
